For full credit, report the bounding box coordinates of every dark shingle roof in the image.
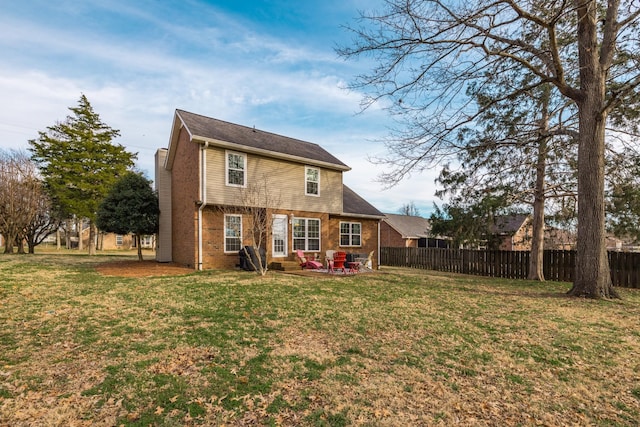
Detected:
[176,109,349,170]
[342,185,384,218]
[382,213,431,238]
[492,214,529,235]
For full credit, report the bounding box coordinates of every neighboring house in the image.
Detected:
[380,213,450,248]
[99,232,134,250]
[492,214,532,251]
[606,235,640,252]
[98,233,154,250]
[381,212,575,252]
[494,215,578,251]
[545,227,576,250]
[155,110,384,270]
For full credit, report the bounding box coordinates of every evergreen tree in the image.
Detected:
[29,94,136,255]
[430,192,510,250]
[436,79,579,280]
[97,172,159,261]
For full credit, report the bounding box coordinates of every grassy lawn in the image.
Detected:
[1,254,639,426]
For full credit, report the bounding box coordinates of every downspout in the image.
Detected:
[377,220,381,270]
[197,142,208,270]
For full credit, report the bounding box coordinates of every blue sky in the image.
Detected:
[0,0,440,216]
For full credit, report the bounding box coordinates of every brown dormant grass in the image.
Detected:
[1,254,639,426]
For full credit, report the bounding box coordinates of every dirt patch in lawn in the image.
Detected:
[95,260,194,277]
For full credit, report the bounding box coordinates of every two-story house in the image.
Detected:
[155,110,383,270]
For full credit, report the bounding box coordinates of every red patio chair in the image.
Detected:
[332,251,347,273]
[296,250,323,269]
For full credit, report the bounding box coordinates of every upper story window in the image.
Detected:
[305,166,320,196]
[226,151,246,187]
[340,222,361,247]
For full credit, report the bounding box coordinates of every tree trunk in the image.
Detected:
[528,157,546,281]
[65,219,72,249]
[27,231,36,254]
[528,95,550,281]
[77,218,83,251]
[56,228,61,250]
[16,236,25,254]
[137,235,143,261]
[3,233,13,254]
[568,109,617,297]
[88,221,96,255]
[3,225,19,254]
[567,0,618,299]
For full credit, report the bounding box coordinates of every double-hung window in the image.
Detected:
[293,218,320,251]
[305,166,319,196]
[340,222,361,247]
[226,151,246,187]
[224,214,242,252]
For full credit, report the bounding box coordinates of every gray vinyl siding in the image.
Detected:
[204,146,343,214]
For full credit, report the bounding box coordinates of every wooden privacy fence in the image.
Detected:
[380,247,640,288]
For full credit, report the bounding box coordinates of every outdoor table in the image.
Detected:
[346,261,360,273]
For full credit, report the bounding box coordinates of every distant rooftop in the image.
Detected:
[382,213,431,238]
[492,214,530,235]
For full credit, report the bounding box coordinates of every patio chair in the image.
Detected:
[332,251,347,273]
[325,250,336,269]
[296,250,323,269]
[356,251,375,271]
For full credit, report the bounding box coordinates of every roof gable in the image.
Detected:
[492,214,530,235]
[383,213,431,238]
[171,109,350,171]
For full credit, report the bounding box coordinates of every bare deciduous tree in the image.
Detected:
[399,201,421,216]
[0,150,44,254]
[340,0,640,298]
[23,195,61,254]
[219,174,282,276]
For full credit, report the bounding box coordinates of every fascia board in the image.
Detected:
[165,113,192,171]
[336,213,385,220]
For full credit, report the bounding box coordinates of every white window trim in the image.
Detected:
[293,217,321,252]
[339,221,362,247]
[224,214,243,253]
[226,150,247,188]
[305,166,320,197]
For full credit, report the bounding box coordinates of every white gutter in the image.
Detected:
[197,142,208,270]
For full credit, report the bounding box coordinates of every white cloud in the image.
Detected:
[0,0,442,205]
